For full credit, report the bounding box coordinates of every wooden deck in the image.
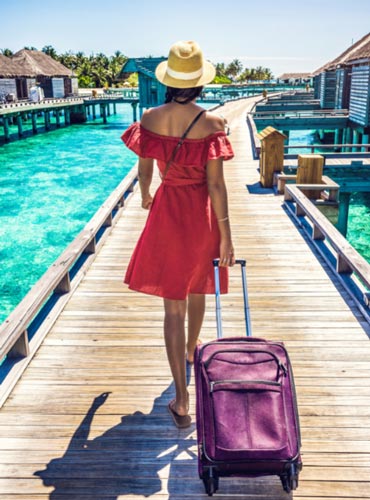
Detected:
[1,98,370,499]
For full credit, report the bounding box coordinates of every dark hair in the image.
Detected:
[164,86,203,104]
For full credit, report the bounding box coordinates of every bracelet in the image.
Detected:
[218,216,229,222]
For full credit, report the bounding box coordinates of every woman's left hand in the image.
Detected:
[219,240,235,267]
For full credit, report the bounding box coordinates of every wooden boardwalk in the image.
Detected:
[1,98,370,499]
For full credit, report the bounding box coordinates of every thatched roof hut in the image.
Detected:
[6,50,73,78]
[0,50,76,99]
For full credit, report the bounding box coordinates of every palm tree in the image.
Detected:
[226,59,243,81]
[1,48,13,57]
[42,45,58,59]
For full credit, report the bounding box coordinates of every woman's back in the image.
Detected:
[140,102,225,140]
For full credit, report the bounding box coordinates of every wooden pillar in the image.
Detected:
[345,127,353,152]
[101,104,107,124]
[107,103,111,116]
[3,116,10,142]
[44,111,51,130]
[55,109,61,128]
[92,104,96,119]
[362,133,369,152]
[16,114,23,138]
[334,128,343,148]
[86,105,91,117]
[132,102,138,122]
[337,192,350,237]
[113,102,117,114]
[296,154,324,199]
[64,108,71,125]
[352,130,360,153]
[31,112,38,134]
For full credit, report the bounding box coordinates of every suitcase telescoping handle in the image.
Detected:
[213,259,252,339]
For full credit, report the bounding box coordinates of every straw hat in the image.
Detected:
[155,41,216,88]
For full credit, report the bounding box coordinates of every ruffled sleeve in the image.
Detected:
[206,133,234,162]
[121,123,234,166]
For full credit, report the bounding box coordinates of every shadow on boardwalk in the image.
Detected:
[34,373,291,499]
[34,381,198,499]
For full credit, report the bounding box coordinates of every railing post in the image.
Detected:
[8,331,30,358]
[296,154,324,199]
[55,272,71,294]
[257,127,287,188]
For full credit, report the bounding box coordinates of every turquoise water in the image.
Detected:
[0,104,137,324]
[288,129,370,262]
[347,193,370,262]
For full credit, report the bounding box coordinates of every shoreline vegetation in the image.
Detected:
[0,46,274,89]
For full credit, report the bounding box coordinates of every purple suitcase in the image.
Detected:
[194,260,302,496]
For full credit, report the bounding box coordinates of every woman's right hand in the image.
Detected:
[141,194,153,210]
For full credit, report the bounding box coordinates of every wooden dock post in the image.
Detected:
[296,154,324,199]
[31,112,38,134]
[16,114,23,138]
[257,127,287,187]
[44,111,51,131]
[337,192,351,236]
[55,109,61,128]
[3,116,10,142]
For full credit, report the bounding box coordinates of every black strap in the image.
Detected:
[162,110,206,180]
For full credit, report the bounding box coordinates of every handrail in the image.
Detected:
[284,184,370,317]
[284,144,370,151]
[250,109,348,118]
[0,167,138,363]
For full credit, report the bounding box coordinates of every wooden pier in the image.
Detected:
[1,98,370,499]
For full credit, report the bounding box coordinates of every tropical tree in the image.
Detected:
[1,48,13,56]
[42,45,58,60]
[225,59,243,81]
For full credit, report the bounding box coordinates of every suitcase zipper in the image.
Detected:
[210,379,281,393]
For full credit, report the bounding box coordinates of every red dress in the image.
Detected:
[121,123,234,300]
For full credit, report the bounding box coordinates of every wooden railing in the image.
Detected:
[0,167,138,406]
[284,184,370,318]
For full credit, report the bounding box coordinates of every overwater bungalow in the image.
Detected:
[314,32,370,143]
[277,73,313,85]
[0,49,78,100]
[119,57,166,113]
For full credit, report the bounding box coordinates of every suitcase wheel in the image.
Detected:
[202,468,219,496]
[280,462,299,493]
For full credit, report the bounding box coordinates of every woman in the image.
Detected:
[121,41,235,428]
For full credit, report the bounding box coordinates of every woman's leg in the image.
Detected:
[186,294,206,363]
[163,298,188,416]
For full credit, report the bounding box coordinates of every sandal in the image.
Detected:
[168,399,191,429]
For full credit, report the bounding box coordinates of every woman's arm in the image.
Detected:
[138,157,154,209]
[206,158,235,267]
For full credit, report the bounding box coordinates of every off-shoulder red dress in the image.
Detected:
[121,122,234,300]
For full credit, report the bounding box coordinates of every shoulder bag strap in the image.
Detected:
[161,109,206,180]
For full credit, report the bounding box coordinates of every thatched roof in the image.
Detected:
[0,54,15,77]
[278,73,312,80]
[313,32,370,75]
[0,49,73,78]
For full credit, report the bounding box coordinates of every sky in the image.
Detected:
[1,0,370,77]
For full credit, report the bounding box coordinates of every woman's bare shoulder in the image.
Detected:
[204,111,226,133]
[141,106,166,124]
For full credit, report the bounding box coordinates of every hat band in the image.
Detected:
[166,66,203,80]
